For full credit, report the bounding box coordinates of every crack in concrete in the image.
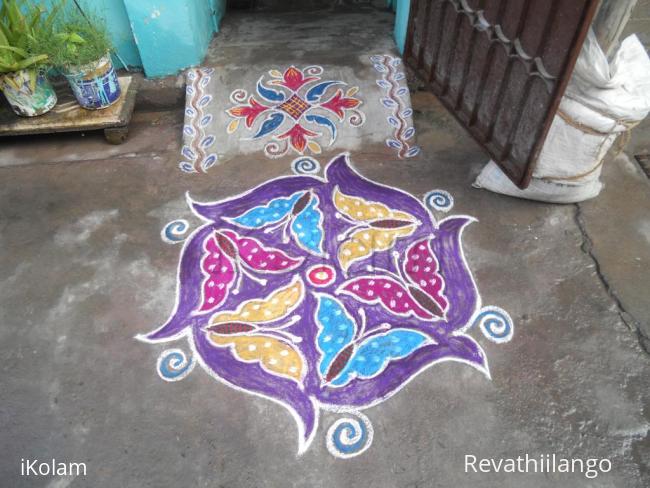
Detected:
[574,203,650,355]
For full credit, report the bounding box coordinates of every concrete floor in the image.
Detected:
[1,5,649,488]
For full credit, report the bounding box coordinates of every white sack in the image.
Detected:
[475,30,650,203]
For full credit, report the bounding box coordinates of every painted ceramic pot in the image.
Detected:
[0,69,57,117]
[63,54,121,110]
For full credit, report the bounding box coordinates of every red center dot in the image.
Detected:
[307,265,336,287]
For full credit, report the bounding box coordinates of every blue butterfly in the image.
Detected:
[315,294,428,387]
[228,191,325,255]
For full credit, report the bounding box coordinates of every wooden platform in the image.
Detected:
[0,76,137,144]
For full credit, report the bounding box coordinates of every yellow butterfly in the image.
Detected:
[205,277,306,384]
[333,187,418,272]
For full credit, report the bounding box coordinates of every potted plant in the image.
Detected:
[0,0,57,117]
[35,6,120,110]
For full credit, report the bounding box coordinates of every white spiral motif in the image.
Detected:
[473,306,514,344]
[348,110,365,127]
[229,89,248,104]
[264,140,289,159]
[161,219,190,244]
[424,189,454,212]
[157,348,196,382]
[303,65,324,76]
[291,157,321,175]
[326,411,374,459]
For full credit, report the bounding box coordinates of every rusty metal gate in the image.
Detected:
[404,0,599,188]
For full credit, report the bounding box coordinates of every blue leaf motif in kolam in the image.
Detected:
[305,114,337,143]
[381,98,397,108]
[183,125,195,136]
[387,139,403,149]
[200,114,213,127]
[404,127,416,140]
[376,79,391,89]
[396,87,409,96]
[230,192,303,228]
[201,135,216,149]
[402,108,413,117]
[387,116,400,128]
[306,81,341,102]
[178,161,195,173]
[181,146,196,161]
[186,85,194,95]
[201,154,218,171]
[198,95,212,108]
[253,113,285,139]
[185,107,195,117]
[406,146,421,157]
[257,79,286,102]
[200,76,210,88]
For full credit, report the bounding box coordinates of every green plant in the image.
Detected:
[31,6,112,69]
[0,0,56,82]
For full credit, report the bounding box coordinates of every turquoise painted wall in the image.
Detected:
[76,0,142,69]
[123,0,217,78]
[42,0,142,69]
[44,0,225,78]
[393,0,411,54]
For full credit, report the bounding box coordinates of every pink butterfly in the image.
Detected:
[199,229,303,313]
[338,237,448,320]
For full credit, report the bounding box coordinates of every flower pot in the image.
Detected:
[0,69,57,117]
[63,54,121,110]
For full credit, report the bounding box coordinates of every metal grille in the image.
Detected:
[404,0,599,188]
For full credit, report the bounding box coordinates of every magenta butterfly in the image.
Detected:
[338,236,448,319]
[199,229,303,313]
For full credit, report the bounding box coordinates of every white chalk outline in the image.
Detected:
[137,153,500,457]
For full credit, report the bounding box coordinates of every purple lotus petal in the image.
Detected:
[142,225,216,341]
[193,328,319,453]
[432,216,479,334]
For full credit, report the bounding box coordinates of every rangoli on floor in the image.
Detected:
[226,65,364,159]
[138,153,513,458]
